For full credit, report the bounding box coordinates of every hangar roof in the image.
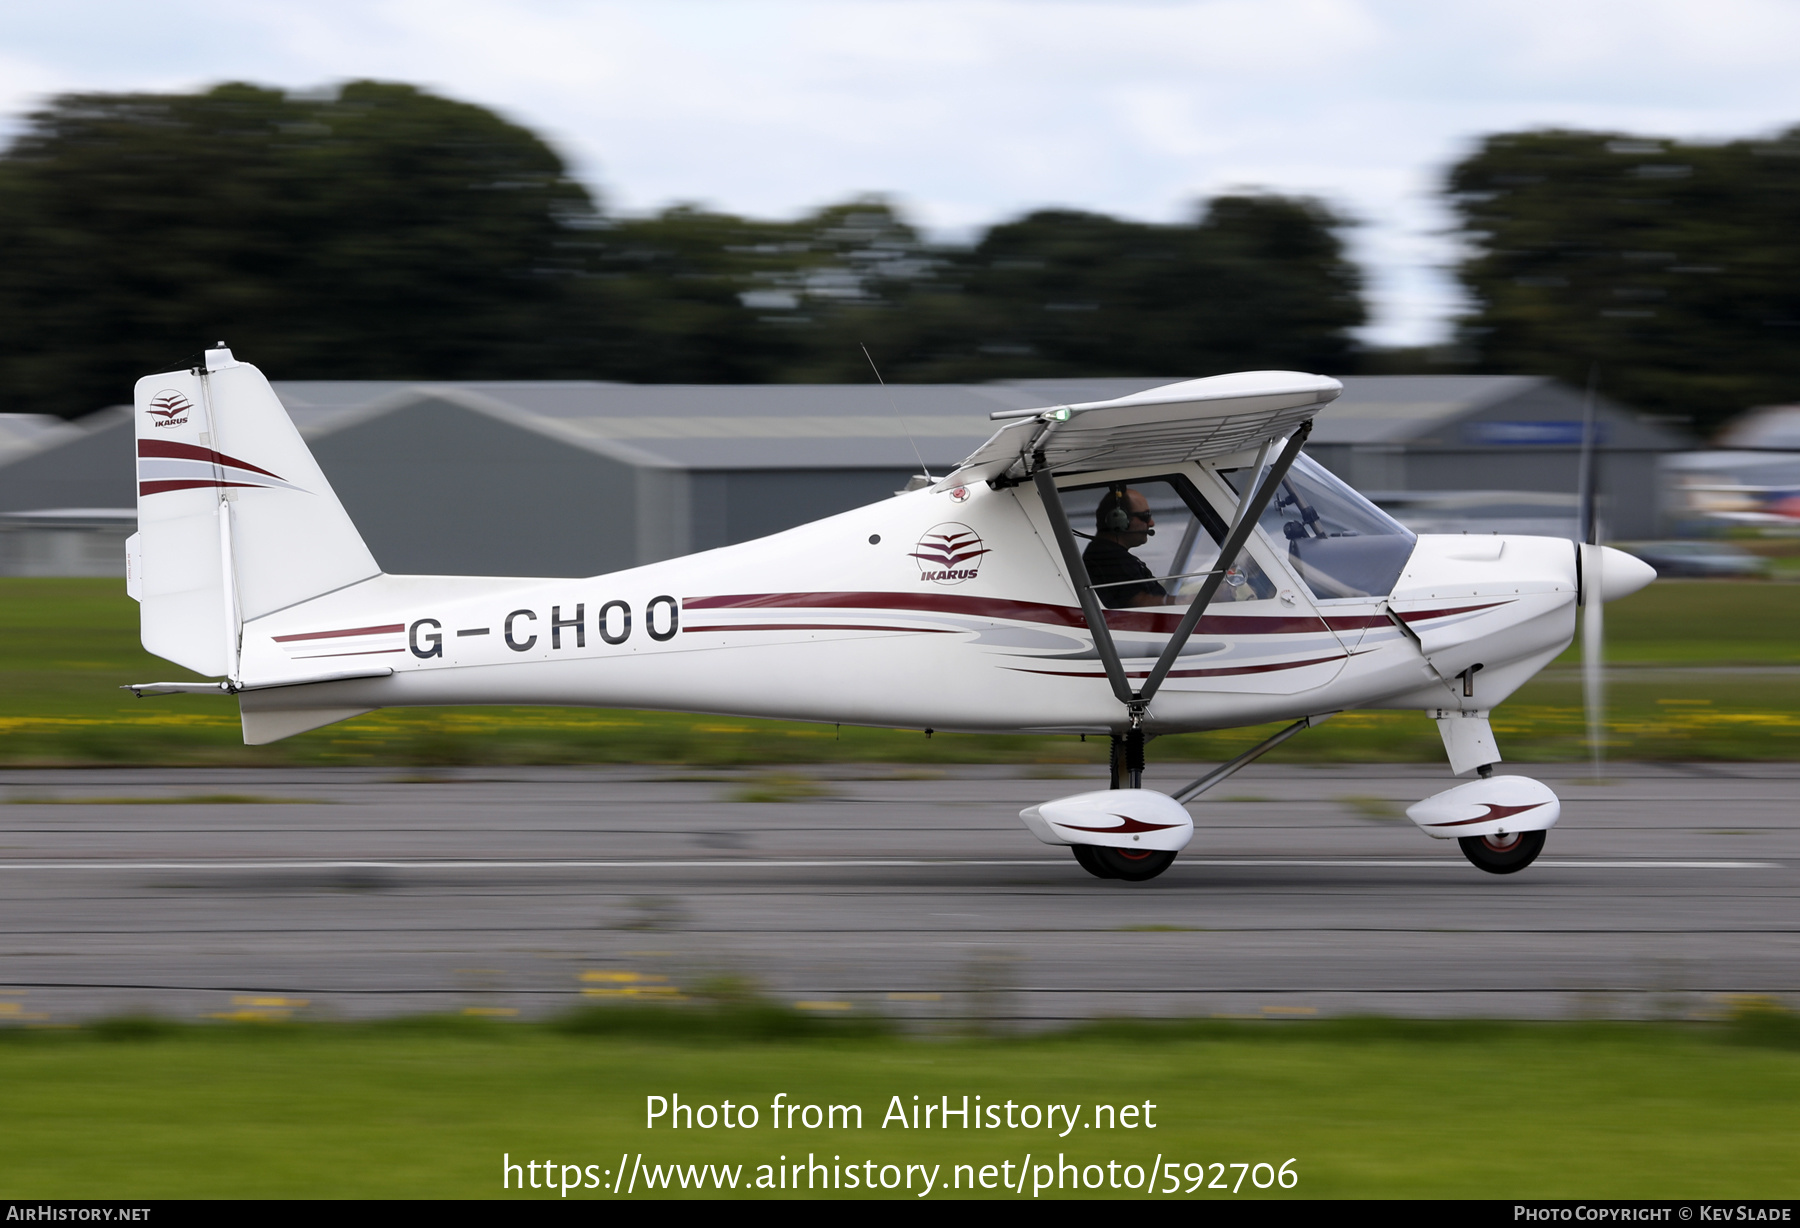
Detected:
[275,379,1040,470]
[265,372,1684,473]
[1304,375,1541,444]
[0,373,1693,517]
[0,412,84,466]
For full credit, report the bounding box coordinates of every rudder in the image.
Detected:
[132,345,380,679]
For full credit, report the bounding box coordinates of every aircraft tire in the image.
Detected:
[1071,844,1118,879]
[1457,829,1546,875]
[1089,847,1177,882]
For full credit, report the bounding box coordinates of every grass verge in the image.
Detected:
[0,1007,1795,1199]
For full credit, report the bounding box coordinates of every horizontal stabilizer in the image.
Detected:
[123,667,393,698]
[122,681,230,697]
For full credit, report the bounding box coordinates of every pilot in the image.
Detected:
[1083,487,1168,608]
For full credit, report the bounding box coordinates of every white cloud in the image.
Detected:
[0,51,72,130]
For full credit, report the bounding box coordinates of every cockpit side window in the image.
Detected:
[1058,473,1277,609]
[1221,452,1417,600]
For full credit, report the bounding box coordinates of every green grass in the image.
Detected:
[0,1011,1795,1199]
[730,772,839,803]
[3,578,1797,767]
[1550,578,1800,665]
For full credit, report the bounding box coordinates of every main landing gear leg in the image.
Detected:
[1074,728,1174,881]
[1107,729,1145,790]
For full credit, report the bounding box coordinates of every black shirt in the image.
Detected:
[1082,537,1165,609]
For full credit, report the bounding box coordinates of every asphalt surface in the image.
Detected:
[0,762,1793,1027]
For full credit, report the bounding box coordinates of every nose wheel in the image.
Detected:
[1071,844,1177,882]
[1458,830,1546,875]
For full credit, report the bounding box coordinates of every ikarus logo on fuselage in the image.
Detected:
[912,523,989,585]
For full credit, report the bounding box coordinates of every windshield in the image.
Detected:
[1223,453,1417,599]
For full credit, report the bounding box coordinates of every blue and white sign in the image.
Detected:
[1464,420,1601,446]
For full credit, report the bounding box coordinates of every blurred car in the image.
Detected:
[1617,541,1770,578]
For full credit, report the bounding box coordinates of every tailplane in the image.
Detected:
[129,345,379,679]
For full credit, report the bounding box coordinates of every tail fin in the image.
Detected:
[133,345,379,678]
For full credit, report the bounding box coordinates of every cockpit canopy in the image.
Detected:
[1222,453,1416,600]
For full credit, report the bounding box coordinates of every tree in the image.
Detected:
[1449,127,1800,435]
[875,195,1365,381]
[0,81,602,417]
[0,79,1372,413]
[588,196,946,383]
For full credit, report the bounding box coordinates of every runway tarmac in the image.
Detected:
[0,762,1793,1027]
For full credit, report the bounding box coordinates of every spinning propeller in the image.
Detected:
[1577,369,1606,779]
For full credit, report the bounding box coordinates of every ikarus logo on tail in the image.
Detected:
[146,390,192,427]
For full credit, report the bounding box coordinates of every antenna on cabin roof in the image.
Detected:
[862,343,933,484]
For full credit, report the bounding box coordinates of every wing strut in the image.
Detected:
[1032,465,1136,708]
[1169,713,1334,802]
[1029,420,1314,725]
[1138,422,1311,705]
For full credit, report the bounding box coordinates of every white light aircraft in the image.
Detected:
[125,347,1654,882]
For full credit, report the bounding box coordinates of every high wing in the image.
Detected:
[937,370,1342,488]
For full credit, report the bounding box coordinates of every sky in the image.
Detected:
[4,0,1799,347]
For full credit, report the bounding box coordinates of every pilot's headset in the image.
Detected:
[1100,487,1133,533]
